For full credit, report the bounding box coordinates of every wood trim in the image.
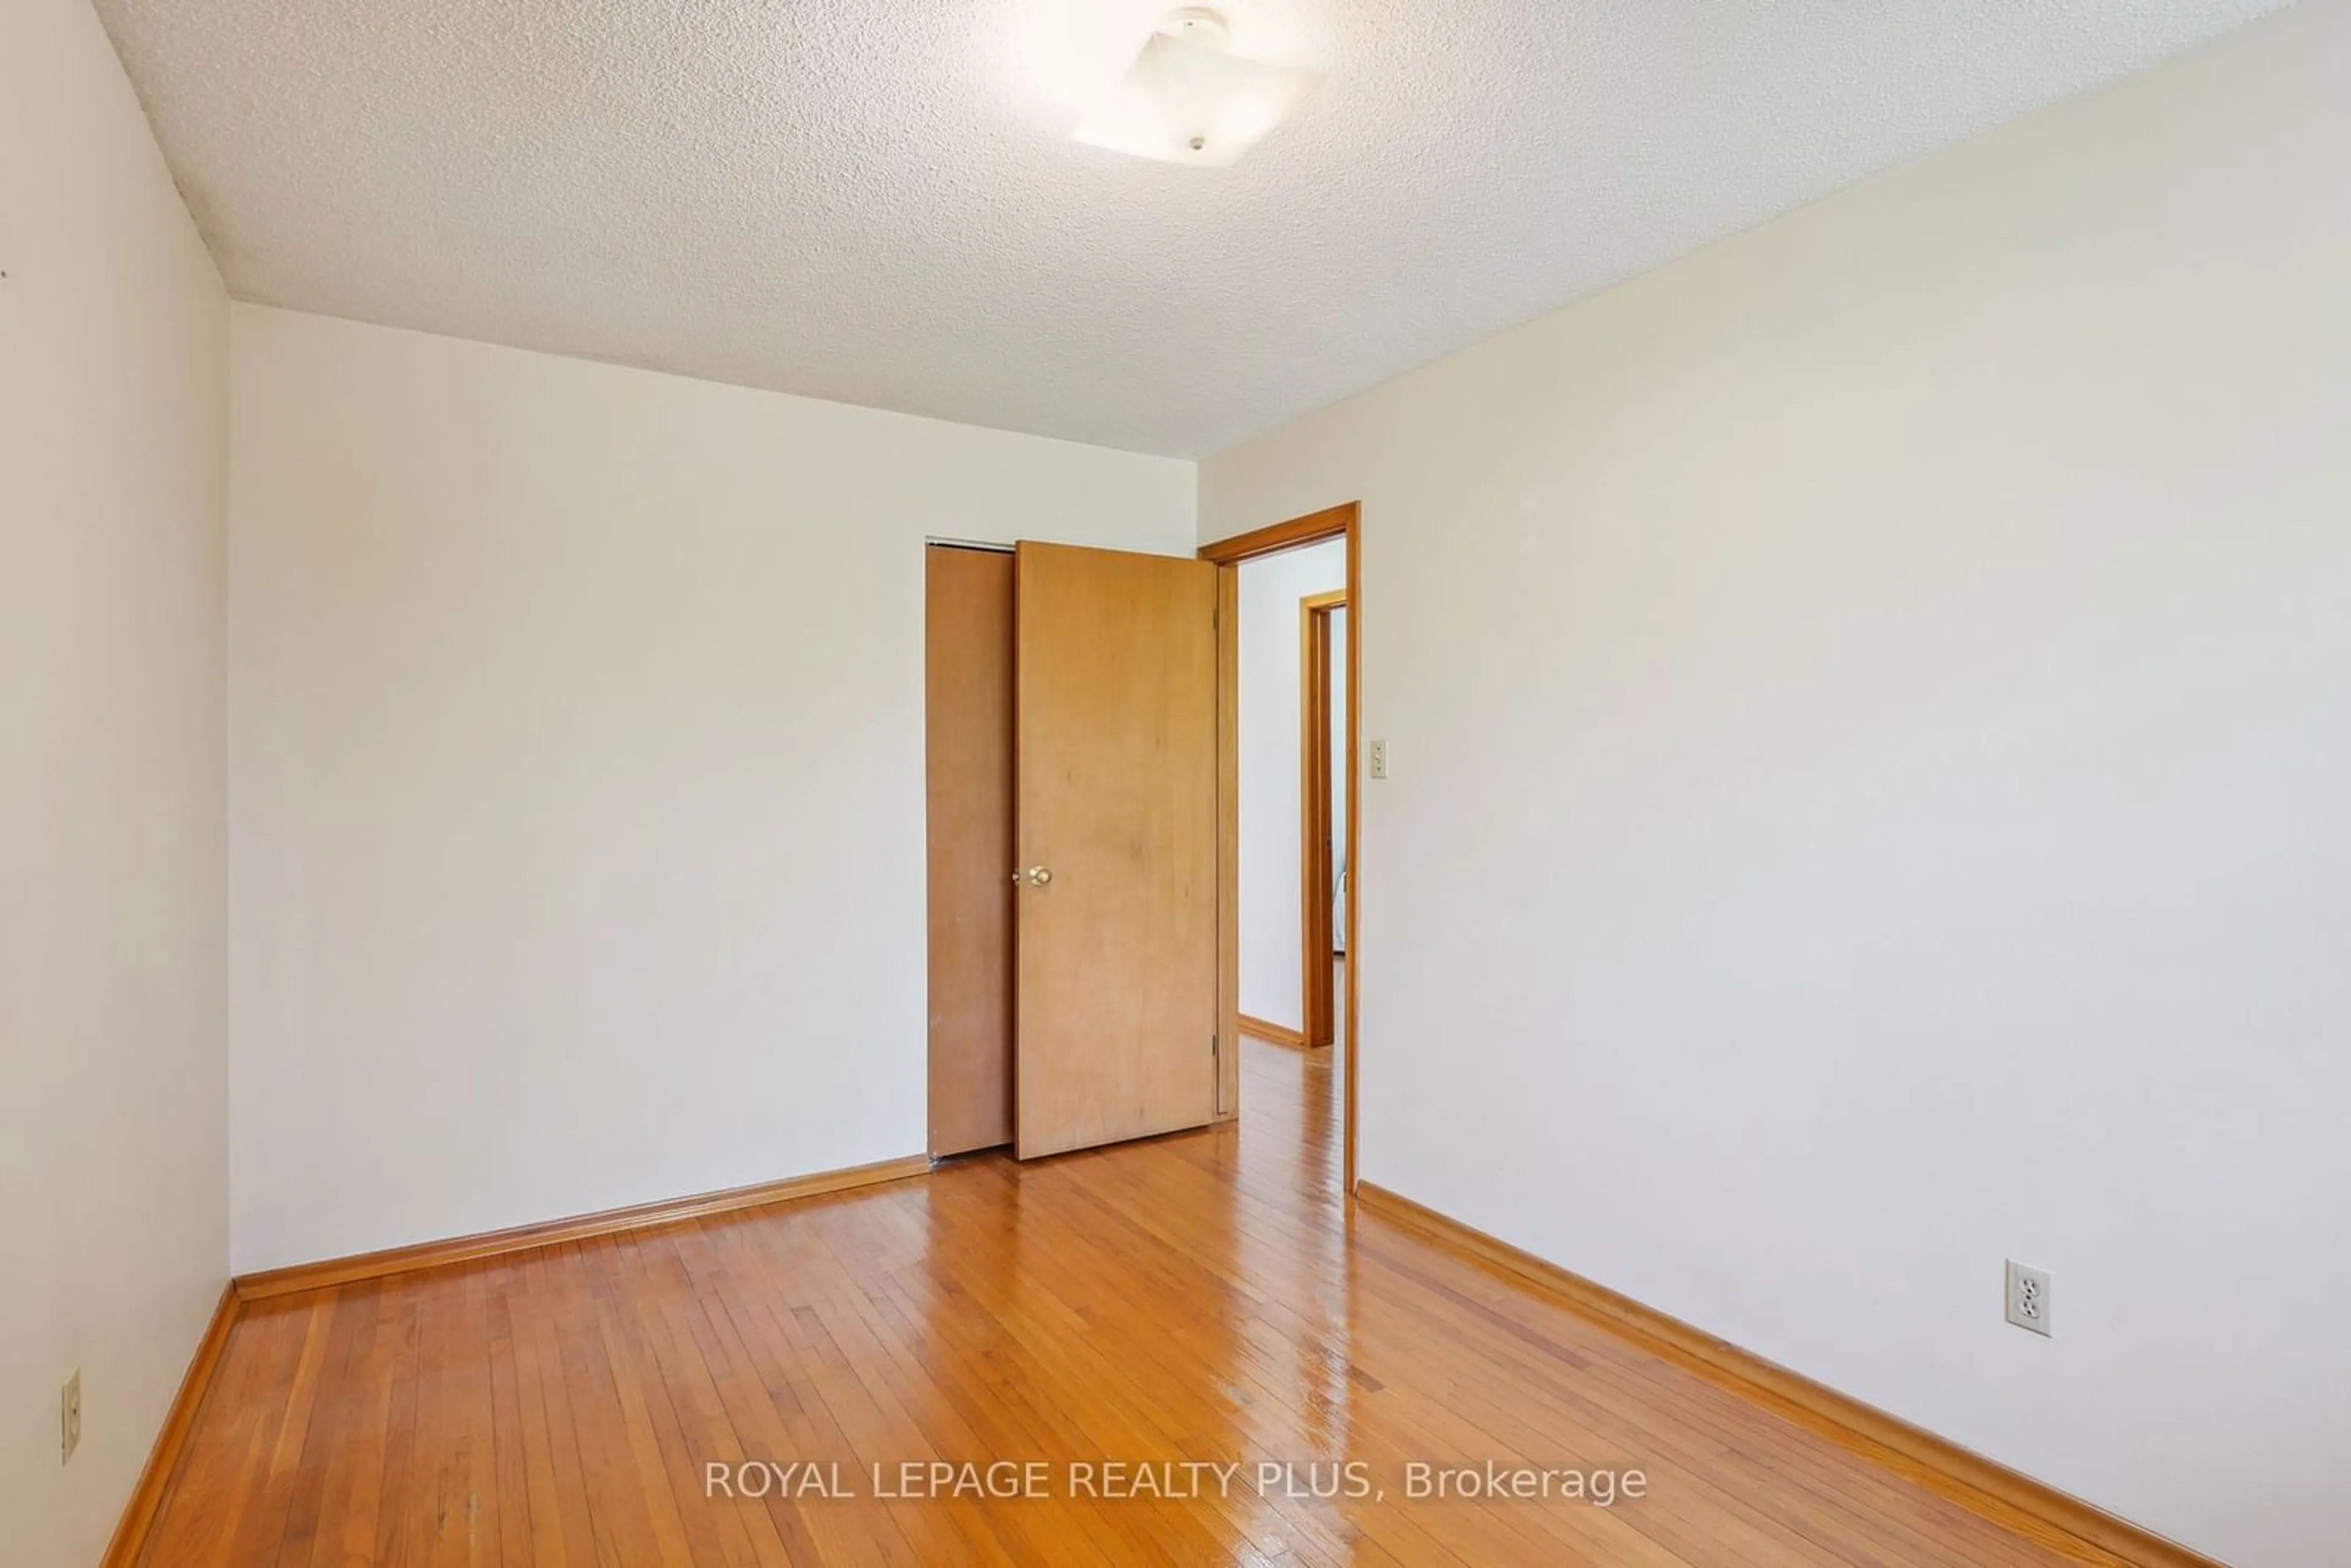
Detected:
[233,1154,932,1302]
[1352,1182,2224,1568]
[1298,589,1345,1046]
[1197,503,1355,565]
[1237,1012,1309,1048]
[102,1283,239,1568]
[1297,596,1325,1045]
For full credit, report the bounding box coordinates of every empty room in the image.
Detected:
[6,0,2345,1564]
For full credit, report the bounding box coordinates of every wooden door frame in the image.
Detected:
[1298,589,1346,1048]
[1199,502,1361,1193]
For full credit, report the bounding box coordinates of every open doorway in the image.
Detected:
[1201,505,1362,1192]
[1228,541,1345,1057]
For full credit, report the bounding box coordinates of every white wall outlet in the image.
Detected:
[61,1369,81,1462]
[2004,1260,2051,1337]
[1368,738,1389,779]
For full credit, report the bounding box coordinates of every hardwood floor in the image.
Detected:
[141,1041,2131,1566]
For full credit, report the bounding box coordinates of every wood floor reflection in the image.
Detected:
[140,1039,2129,1564]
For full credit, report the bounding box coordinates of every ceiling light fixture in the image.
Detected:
[1068,9,1320,168]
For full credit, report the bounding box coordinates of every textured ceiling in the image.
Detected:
[96,0,2284,456]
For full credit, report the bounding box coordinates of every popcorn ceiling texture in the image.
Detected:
[91,0,2283,457]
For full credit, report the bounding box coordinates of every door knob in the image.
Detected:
[1016,865,1053,887]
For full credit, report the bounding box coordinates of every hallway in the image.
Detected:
[136,1043,2129,1565]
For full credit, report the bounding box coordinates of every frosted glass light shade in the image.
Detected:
[1069,24,1319,167]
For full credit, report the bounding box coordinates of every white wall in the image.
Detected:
[1201,3,2351,1562]
[1237,541,1347,1030]
[228,306,1194,1273]
[0,1,231,1562]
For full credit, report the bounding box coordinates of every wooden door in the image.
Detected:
[1014,541,1221,1159]
[925,546,1015,1156]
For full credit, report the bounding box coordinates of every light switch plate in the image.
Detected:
[1368,739,1388,779]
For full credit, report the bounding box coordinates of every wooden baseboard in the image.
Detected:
[1352,1182,2224,1568]
[234,1153,932,1302]
[1237,1013,1309,1048]
[102,1283,239,1568]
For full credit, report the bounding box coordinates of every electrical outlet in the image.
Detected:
[2004,1260,2051,1337]
[61,1370,81,1462]
[1368,738,1389,779]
